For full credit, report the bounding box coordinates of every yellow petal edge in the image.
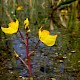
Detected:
[1,19,19,34]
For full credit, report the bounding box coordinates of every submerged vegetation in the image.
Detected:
[0,0,80,80]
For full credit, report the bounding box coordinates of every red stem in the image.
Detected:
[18,29,27,46]
[26,32,28,58]
[26,32,32,77]
[18,29,24,40]
[28,40,40,57]
[18,29,32,76]
[18,56,29,69]
[32,40,40,51]
[18,29,40,77]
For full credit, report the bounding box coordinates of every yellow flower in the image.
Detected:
[16,6,23,11]
[61,10,68,15]
[24,18,29,29]
[39,27,57,46]
[1,19,19,34]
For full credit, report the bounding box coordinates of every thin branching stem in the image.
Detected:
[18,56,29,69]
[28,40,40,57]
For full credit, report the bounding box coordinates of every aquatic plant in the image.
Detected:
[1,0,77,79]
[1,18,57,79]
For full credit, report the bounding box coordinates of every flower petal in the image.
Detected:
[39,27,49,38]
[39,27,57,46]
[41,35,57,46]
[41,30,50,36]
[1,19,19,34]
[9,19,19,29]
[1,27,17,34]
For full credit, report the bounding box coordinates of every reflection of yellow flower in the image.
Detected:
[39,27,57,46]
[1,19,19,34]
[16,6,23,11]
[24,18,29,29]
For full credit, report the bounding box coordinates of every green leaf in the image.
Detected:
[57,0,77,9]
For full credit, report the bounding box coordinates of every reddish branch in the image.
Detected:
[28,40,40,57]
[26,30,32,77]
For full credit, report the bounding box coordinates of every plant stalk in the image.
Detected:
[26,32,32,77]
[18,29,28,46]
[18,29,24,41]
